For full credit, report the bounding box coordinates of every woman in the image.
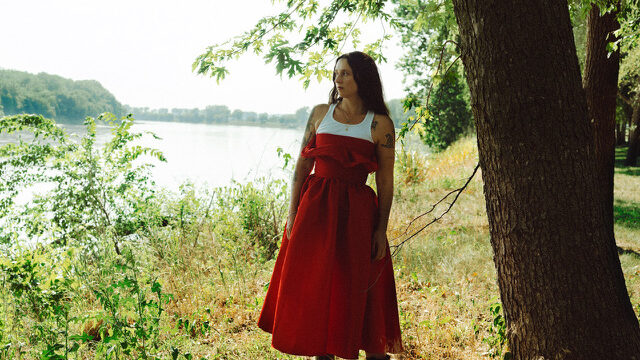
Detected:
[258,51,403,360]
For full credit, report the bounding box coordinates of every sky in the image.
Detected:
[1,0,407,115]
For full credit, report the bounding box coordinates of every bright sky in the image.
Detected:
[1,0,406,114]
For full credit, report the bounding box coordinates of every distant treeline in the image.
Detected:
[0,68,412,128]
[125,105,312,128]
[127,100,411,129]
[0,69,124,122]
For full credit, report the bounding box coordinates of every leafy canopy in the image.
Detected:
[193,0,399,89]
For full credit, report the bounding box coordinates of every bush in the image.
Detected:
[213,177,289,261]
[0,113,166,252]
[400,63,474,152]
[0,246,77,359]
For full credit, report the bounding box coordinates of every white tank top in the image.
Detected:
[316,103,374,143]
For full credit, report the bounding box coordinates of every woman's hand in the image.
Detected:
[371,228,387,261]
[286,211,297,238]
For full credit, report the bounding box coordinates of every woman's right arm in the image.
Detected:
[286,104,324,237]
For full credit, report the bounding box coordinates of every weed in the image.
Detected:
[479,298,511,360]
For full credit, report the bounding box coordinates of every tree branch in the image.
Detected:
[390,162,480,257]
[406,40,461,134]
[365,162,480,292]
[618,89,634,106]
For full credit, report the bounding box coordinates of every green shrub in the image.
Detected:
[400,62,473,152]
[0,113,166,252]
[213,177,288,261]
[0,246,78,359]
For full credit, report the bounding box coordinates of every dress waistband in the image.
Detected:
[313,160,368,185]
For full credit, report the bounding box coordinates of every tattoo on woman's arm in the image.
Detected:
[371,120,378,130]
[381,133,394,148]
[302,127,311,146]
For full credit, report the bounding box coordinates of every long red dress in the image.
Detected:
[258,132,403,359]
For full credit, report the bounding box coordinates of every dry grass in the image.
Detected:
[387,137,495,360]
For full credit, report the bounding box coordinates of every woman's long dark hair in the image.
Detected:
[329,51,389,116]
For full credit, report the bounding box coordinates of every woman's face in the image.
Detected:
[334,58,358,99]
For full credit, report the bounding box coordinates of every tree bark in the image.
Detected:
[583,0,620,228]
[450,0,640,358]
[625,101,640,166]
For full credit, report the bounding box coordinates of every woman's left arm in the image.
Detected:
[371,114,396,261]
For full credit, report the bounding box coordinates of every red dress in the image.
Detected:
[258,132,403,359]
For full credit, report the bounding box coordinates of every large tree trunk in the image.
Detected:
[583,0,620,228]
[450,0,640,358]
[625,102,640,166]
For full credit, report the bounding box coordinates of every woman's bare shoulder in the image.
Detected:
[371,113,395,132]
[310,103,331,128]
[311,103,330,118]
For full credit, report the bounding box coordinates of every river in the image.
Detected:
[1,119,303,193]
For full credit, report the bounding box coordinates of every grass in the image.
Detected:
[616,146,640,177]
[1,138,639,359]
